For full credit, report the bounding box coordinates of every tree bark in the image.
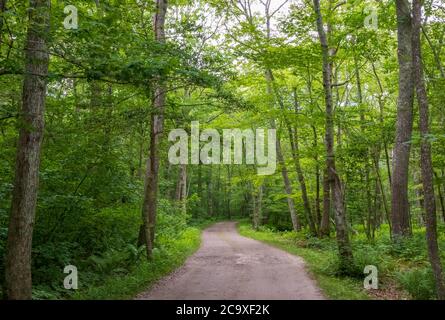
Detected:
[412,0,445,299]
[311,125,322,231]
[0,0,6,49]
[312,0,352,266]
[370,62,392,185]
[5,0,50,300]
[253,184,263,230]
[306,74,323,234]
[175,164,187,214]
[197,162,203,213]
[434,171,445,223]
[355,55,373,239]
[207,166,213,216]
[391,0,415,239]
[226,165,232,219]
[270,79,315,234]
[320,169,331,236]
[373,151,391,229]
[141,0,168,259]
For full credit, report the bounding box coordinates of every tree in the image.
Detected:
[291,88,317,235]
[0,0,6,49]
[266,70,301,231]
[312,0,353,269]
[141,0,169,259]
[5,0,50,299]
[391,0,415,239]
[411,0,445,299]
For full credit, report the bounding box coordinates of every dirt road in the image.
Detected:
[136,221,325,300]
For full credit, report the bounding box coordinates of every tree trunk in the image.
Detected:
[371,62,392,185]
[207,166,213,216]
[414,168,426,224]
[312,125,322,231]
[275,131,301,231]
[175,164,187,214]
[227,166,232,219]
[0,0,7,49]
[412,0,445,299]
[320,169,331,236]
[197,162,203,214]
[5,0,50,300]
[252,184,263,230]
[355,55,373,239]
[141,0,168,259]
[257,185,263,226]
[137,128,145,178]
[306,74,325,235]
[291,88,317,235]
[312,0,353,267]
[373,153,392,228]
[434,171,445,222]
[391,0,415,239]
[265,69,301,231]
[216,165,221,216]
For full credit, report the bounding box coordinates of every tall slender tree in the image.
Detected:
[5,0,50,299]
[312,0,353,268]
[141,0,168,259]
[291,88,316,235]
[411,0,445,299]
[0,0,6,49]
[391,0,415,239]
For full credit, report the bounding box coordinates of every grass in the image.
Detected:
[69,227,202,300]
[237,221,370,300]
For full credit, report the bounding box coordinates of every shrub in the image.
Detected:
[26,199,191,299]
[397,267,436,300]
[389,233,427,262]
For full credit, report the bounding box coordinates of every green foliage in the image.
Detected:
[389,232,429,262]
[71,227,201,300]
[14,202,193,299]
[397,267,437,300]
[1,0,445,301]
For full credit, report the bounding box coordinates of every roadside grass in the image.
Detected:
[237,221,369,300]
[70,227,201,300]
[68,216,225,300]
[238,220,445,300]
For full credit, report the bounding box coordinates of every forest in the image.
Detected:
[0,0,445,301]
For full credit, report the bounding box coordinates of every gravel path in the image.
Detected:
[136,221,325,300]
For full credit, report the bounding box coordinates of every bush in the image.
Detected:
[389,233,428,262]
[397,267,436,300]
[23,199,192,299]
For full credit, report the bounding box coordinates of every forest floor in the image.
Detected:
[136,221,325,300]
